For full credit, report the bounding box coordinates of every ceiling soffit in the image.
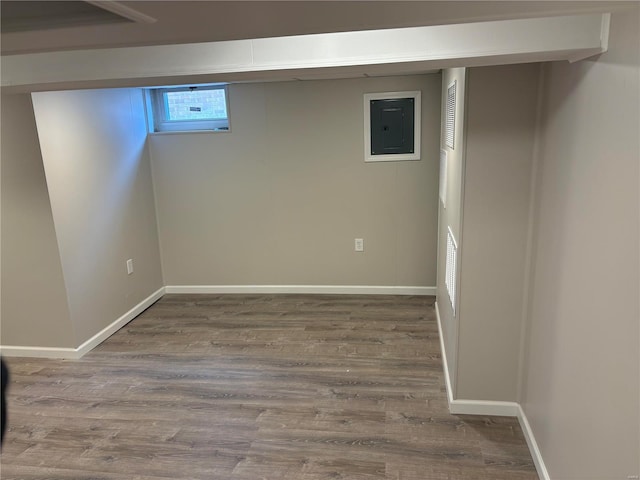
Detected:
[0,13,611,92]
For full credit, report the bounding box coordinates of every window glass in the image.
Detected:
[164,89,227,121]
[146,84,230,133]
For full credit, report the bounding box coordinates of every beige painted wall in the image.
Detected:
[436,67,467,395]
[150,75,440,287]
[30,88,163,346]
[522,8,639,479]
[456,64,539,401]
[437,65,539,402]
[1,93,74,348]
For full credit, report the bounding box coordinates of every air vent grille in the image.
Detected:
[445,80,456,149]
[445,227,457,314]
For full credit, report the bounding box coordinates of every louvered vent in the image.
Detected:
[445,81,456,149]
[445,227,457,314]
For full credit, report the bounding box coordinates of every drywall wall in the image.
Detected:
[522,7,639,479]
[1,93,74,348]
[30,88,163,346]
[436,67,467,396]
[456,64,539,401]
[150,74,440,287]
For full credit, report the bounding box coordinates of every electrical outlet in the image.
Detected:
[355,238,364,252]
[126,259,134,275]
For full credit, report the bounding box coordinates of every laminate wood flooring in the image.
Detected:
[1,294,537,479]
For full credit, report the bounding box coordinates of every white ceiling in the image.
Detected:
[1,1,632,56]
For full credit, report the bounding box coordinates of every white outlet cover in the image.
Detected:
[355,238,364,252]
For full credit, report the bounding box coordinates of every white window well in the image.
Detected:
[364,90,421,162]
[145,84,229,133]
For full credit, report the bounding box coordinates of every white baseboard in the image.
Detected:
[517,404,550,480]
[435,300,520,416]
[165,285,436,296]
[0,286,165,360]
[435,301,455,404]
[74,286,165,357]
[0,345,78,359]
[435,302,545,479]
[0,286,431,359]
[448,399,520,416]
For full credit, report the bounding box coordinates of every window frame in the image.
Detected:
[146,84,230,133]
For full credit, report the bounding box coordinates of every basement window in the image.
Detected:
[145,84,229,133]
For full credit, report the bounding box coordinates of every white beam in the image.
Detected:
[1,13,609,92]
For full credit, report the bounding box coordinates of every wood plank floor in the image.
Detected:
[1,294,537,479]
